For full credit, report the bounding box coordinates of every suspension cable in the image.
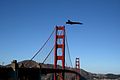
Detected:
[42,46,54,64]
[30,27,55,60]
[65,31,73,68]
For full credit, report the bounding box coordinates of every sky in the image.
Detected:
[0,0,120,74]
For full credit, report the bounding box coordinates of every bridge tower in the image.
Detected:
[54,26,65,80]
[75,58,80,80]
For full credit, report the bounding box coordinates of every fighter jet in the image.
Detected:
[66,20,83,25]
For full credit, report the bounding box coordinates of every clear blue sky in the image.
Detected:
[0,0,120,74]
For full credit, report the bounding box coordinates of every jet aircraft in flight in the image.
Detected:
[66,20,83,25]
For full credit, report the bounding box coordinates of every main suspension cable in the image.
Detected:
[65,31,73,68]
[30,27,55,60]
[42,46,54,64]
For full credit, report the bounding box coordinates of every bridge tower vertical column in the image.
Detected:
[75,58,80,80]
[54,26,65,80]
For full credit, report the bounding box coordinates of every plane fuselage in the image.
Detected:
[66,20,83,25]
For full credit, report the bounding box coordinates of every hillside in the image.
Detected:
[6,60,120,80]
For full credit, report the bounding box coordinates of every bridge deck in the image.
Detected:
[0,67,80,79]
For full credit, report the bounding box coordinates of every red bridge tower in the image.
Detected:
[54,26,65,80]
[75,58,80,80]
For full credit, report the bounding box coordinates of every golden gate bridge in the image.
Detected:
[0,25,81,80]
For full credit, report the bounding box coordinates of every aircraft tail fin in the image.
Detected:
[68,20,71,22]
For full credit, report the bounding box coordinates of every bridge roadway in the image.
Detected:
[0,67,80,79]
[19,67,80,76]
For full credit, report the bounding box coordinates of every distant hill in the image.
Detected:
[80,69,120,80]
[6,60,120,80]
